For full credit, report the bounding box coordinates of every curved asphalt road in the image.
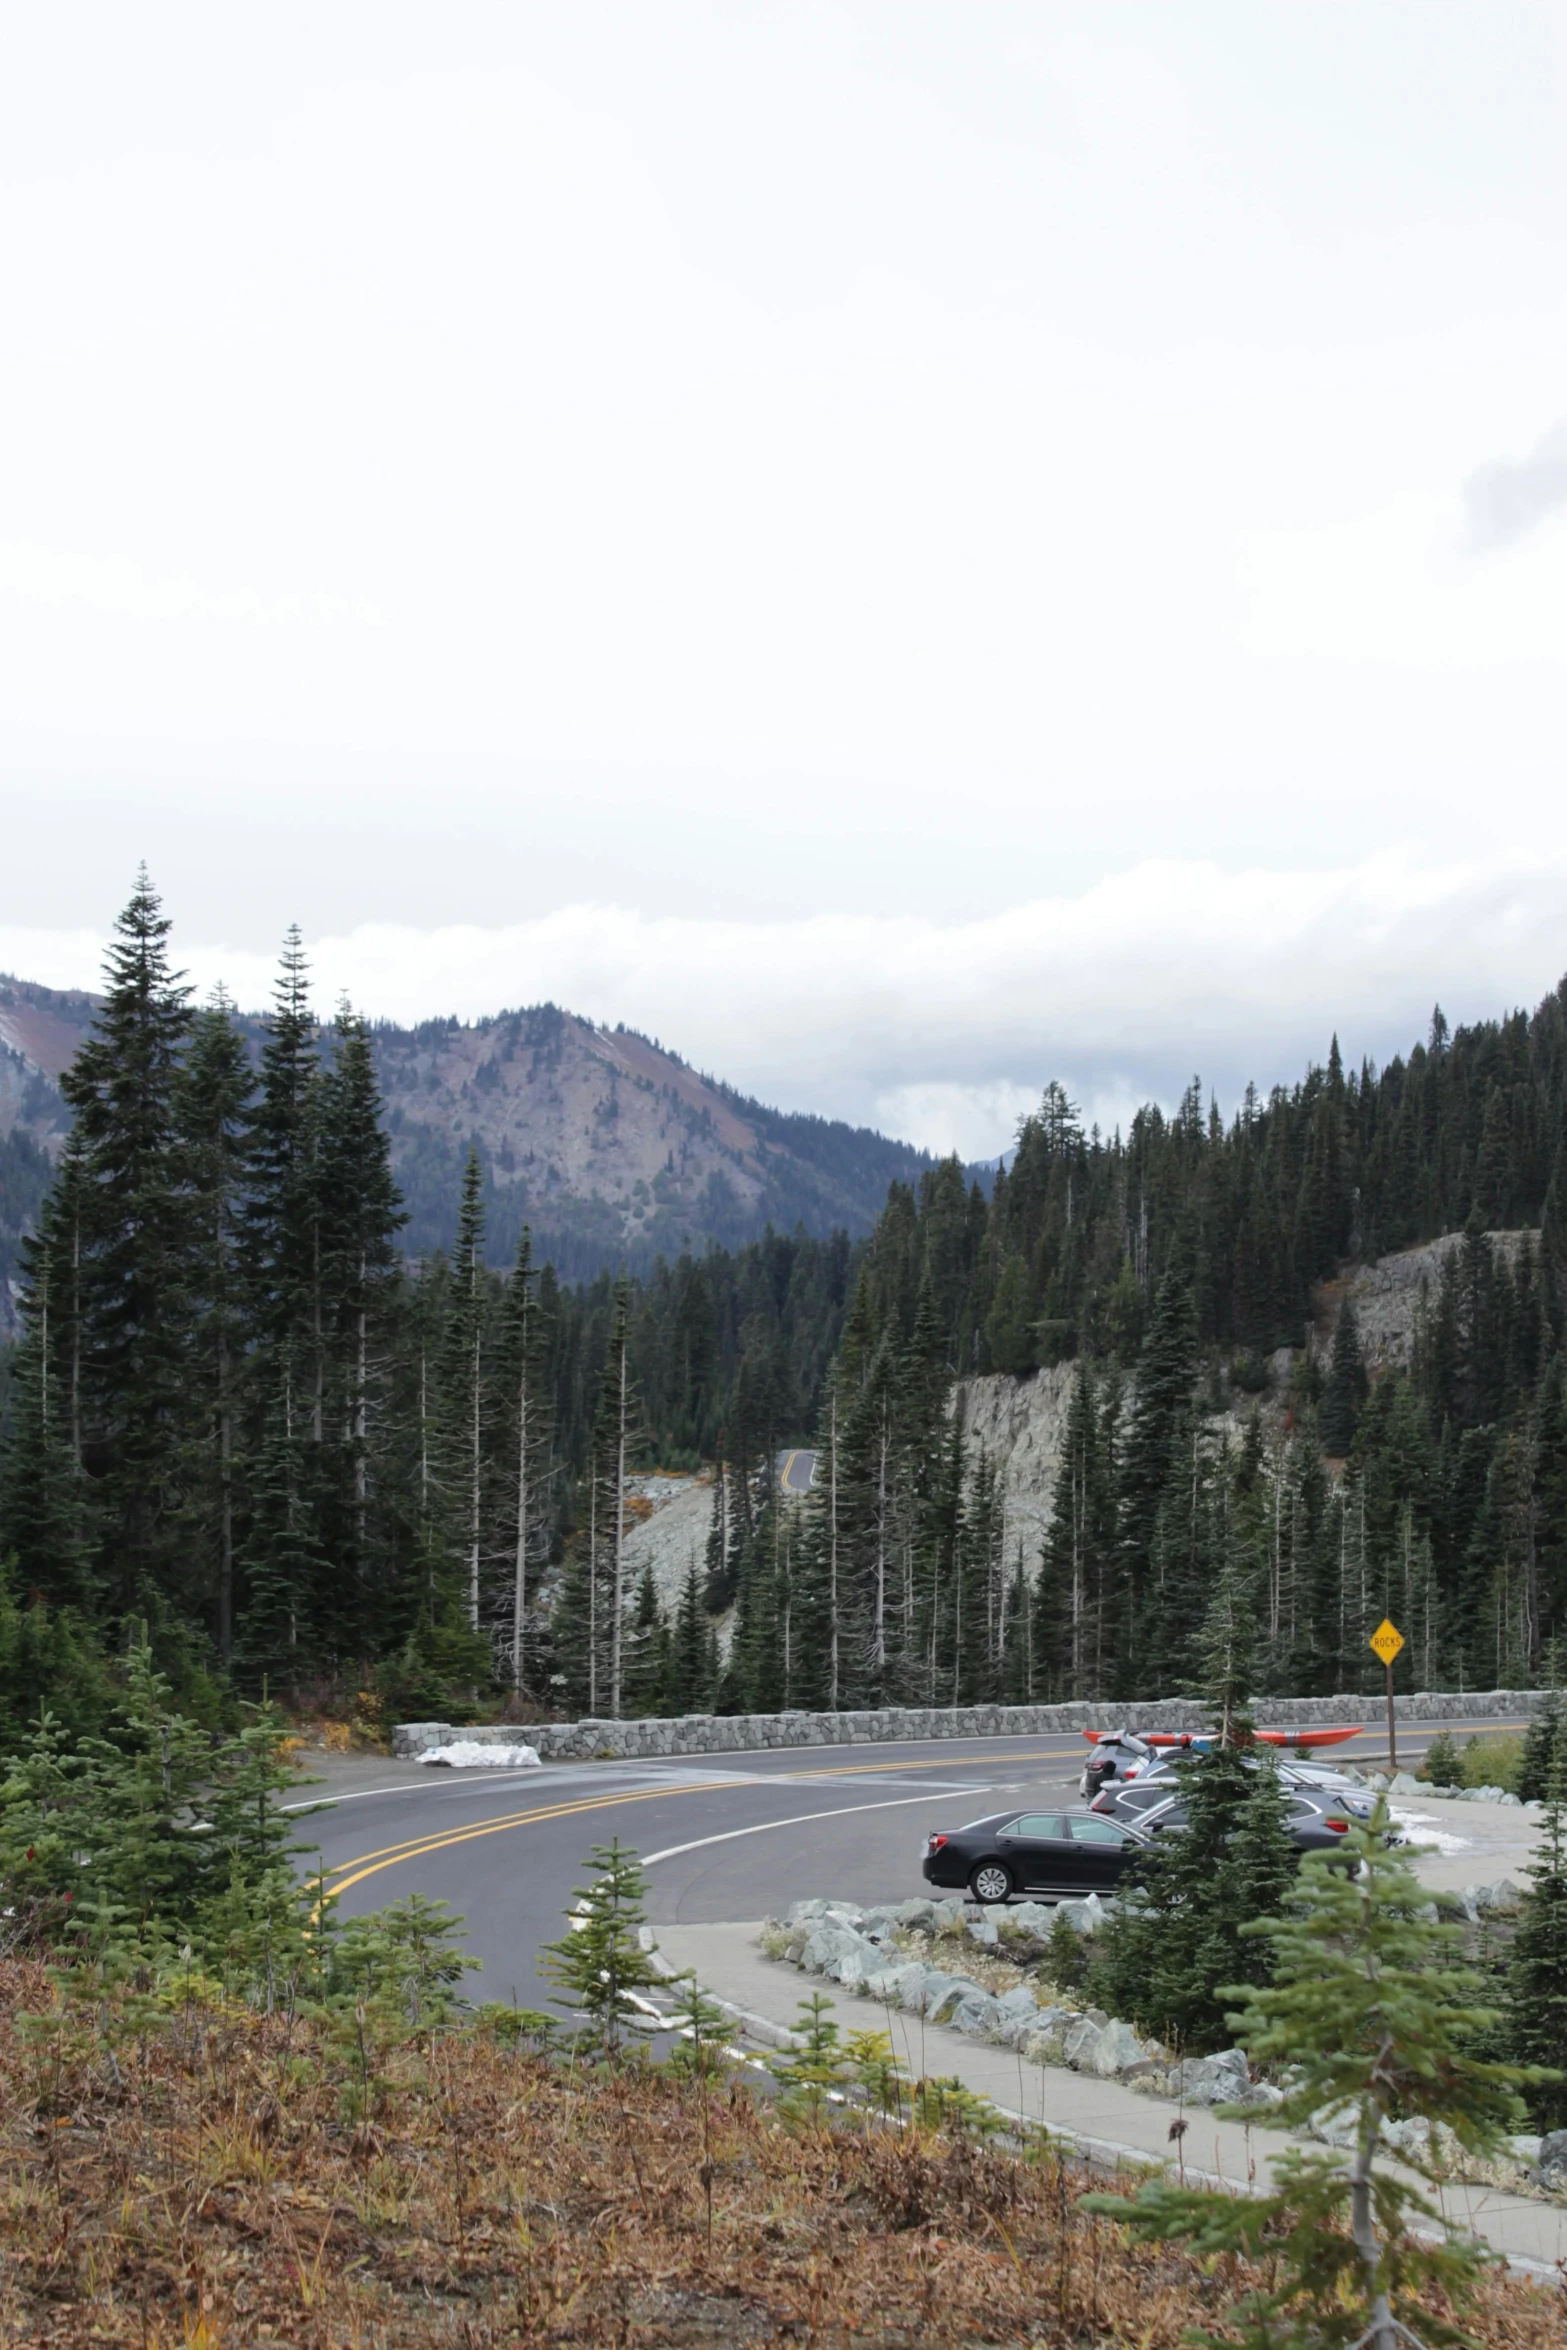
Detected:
[777,1449,816,1496]
[292,1715,1513,2006]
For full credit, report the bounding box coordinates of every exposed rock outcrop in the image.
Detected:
[948,1365,1079,1560]
[1315,1228,1536,1375]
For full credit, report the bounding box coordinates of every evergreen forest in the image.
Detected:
[3,878,1567,1738]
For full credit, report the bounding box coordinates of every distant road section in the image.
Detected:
[777,1449,817,1495]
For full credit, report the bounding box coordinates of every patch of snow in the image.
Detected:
[1390,1806,1470,1856]
[420,1741,541,1770]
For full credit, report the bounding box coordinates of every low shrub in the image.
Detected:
[1459,1731,1525,1793]
[2,1959,1558,2348]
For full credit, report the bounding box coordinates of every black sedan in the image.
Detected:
[921,1809,1150,1904]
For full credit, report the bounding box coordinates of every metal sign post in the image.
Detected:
[1369,1618,1405,1773]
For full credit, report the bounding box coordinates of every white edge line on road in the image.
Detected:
[642,1792,944,1867]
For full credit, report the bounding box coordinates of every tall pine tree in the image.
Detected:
[58,871,195,1610]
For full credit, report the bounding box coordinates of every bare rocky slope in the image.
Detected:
[1309,1227,1535,1375]
[371,1003,936,1274]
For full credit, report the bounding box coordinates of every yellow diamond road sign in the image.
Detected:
[1369,1618,1405,1667]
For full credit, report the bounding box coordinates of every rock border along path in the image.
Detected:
[394,1689,1546,1762]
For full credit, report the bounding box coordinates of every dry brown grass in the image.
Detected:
[0,1960,1561,2348]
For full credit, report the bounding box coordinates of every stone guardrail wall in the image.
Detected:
[392,1688,1548,1763]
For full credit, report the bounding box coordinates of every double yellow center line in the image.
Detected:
[319,1748,1079,1901]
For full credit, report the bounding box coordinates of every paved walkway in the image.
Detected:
[653,1919,1567,2278]
[1392,1788,1547,1891]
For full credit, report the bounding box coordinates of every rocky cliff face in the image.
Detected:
[950,1365,1079,1562]
[1313,1228,1535,1374]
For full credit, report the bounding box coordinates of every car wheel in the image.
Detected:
[968,1860,1013,1905]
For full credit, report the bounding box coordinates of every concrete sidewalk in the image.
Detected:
[653,1918,1567,2279]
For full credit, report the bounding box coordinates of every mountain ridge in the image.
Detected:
[0,972,945,1300]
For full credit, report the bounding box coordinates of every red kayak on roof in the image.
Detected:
[1081,1725,1363,1749]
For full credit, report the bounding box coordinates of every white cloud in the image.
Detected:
[0,540,382,627]
[870,1082,1041,1164]
[1461,420,1567,554]
[3,10,1567,1147]
[7,854,1563,1159]
[1236,488,1567,670]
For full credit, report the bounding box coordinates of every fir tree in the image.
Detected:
[1091,1744,1295,2053]
[664,1560,713,1714]
[539,1839,662,2060]
[443,1148,490,1639]
[1041,1364,1114,1697]
[494,1224,552,1695]
[1117,1266,1196,1640]
[233,1364,329,1691]
[173,992,254,1659]
[1506,1740,1567,2126]
[1001,1545,1034,1701]
[58,872,195,1607]
[1319,1298,1369,1457]
[621,1563,665,1715]
[594,1278,640,1717]
[1190,1546,1259,1747]
[0,1308,92,1607]
[552,1477,604,1718]
[242,927,323,1419]
[1088,1804,1545,2350]
[1518,1675,1564,1803]
[701,1444,733,1611]
[840,1333,898,1694]
[920,1412,968,1706]
[316,1001,405,1644]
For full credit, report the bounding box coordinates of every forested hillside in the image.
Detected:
[2,881,1565,1740]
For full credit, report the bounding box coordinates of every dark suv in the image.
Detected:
[921,1809,1150,1904]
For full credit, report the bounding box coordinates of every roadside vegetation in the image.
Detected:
[3,1717,1565,2349]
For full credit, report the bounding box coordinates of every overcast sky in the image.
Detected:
[4,3,1567,1154]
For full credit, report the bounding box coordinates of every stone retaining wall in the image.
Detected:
[392,1688,1546,1762]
